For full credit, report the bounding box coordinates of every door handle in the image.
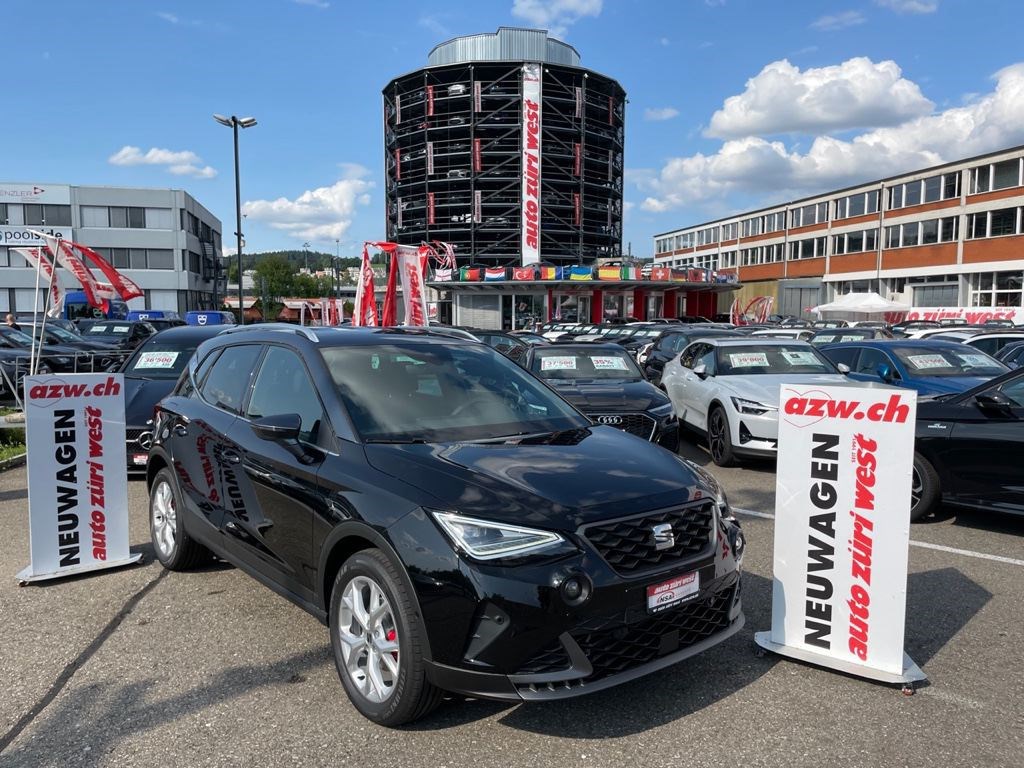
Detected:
[221,449,241,464]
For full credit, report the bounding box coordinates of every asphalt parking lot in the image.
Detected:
[1,440,1023,768]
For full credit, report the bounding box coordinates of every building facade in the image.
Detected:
[653,144,1024,319]
[0,182,223,315]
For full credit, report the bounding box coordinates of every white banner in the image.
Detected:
[396,245,429,327]
[0,184,71,204]
[1,225,73,248]
[17,373,141,582]
[521,62,541,266]
[755,383,925,684]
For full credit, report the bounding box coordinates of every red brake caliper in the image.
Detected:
[386,629,398,659]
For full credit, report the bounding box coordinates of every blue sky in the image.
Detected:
[6,0,1024,259]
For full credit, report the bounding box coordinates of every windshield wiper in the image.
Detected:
[363,437,429,445]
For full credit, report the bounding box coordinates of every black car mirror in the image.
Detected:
[693,362,709,379]
[836,363,851,374]
[251,413,302,442]
[974,392,1014,417]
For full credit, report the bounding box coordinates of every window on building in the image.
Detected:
[847,230,864,252]
[943,173,960,200]
[989,207,1018,237]
[80,206,108,227]
[889,186,903,209]
[901,222,919,246]
[848,194,866,218]
[886,225,900,249]
[921,219,939,245]
[904,180,922,207]
[991,158,1021,191]
[940,216,958,242]
[23,205,43,226]
[144,208,174,229]
[110,207,128,228]
[968,212,987,239]
[721,222,737,240]
[971,165,991,194]
[147,250,174,269]
[0,204,7,225]
[923,175,942,204]
[128,207,145,228]
[832,235,846,255]
[971,271,1024,307]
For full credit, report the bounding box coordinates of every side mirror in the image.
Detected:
[975,392,1014,417]
[251,413,302,442]
[877,363,896,383]
[837,363,851,374]
[693,362,709,379]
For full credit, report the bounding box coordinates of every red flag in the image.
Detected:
[73,242,144,301]
[397,246,428,326]
[352,245,379,327]
[381,250,399,326]
[13,247,64,316]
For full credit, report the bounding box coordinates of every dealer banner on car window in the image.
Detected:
[754,384,926,685]
[17,373,141,583]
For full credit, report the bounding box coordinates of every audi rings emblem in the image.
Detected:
[595,415,623,426]
[137,431,154,450]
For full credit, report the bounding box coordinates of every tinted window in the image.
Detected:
[200,344,263,414]
[823,346,858,367]
[321,343,587,443]
[855,348,893,376]
[247,346,327,445]
[893,346,1006,378]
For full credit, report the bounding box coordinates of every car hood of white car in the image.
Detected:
[712,373,852,406]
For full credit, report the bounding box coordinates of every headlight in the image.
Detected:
[730,396,776,415]
[432,511,565,560]
[649,401,674,417]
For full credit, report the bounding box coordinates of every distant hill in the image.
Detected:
[239,250,361,272]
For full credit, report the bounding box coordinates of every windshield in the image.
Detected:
[35,325,84,343]
[716,344,837,375]
[123,337,202,380]
[87,323,133,336]
[893,347,1007,378]
[0,327,34,347]
[322,343,588,443]
[811,331,874,345]
[531,347,644,381]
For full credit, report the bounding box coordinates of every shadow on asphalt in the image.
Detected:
[905,567,992,668]
[0,488,27,503]
[409,571,779,736]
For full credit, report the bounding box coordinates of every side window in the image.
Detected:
[179,348,221,397]
[998,377,1024,406]
[678,343,701,369]
[823,346,858,368]
[246,346,327,446]
[855,348,894,376]
[200,344,263,415]
[660,334,687,354]
[968,338,1000,355]
[696,345,716,373]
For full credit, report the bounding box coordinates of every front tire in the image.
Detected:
[708,405,737,467]
[149,467,209,570]
[911,453,940,521]
[329,550,442,726]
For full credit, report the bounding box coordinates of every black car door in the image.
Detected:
[939,376,1024,514]
[161,343,263,540]
[221,345,329,602]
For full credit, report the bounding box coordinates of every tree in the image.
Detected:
[253,254,296,300]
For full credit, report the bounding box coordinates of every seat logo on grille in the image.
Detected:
[651,523,674,551]
[595,415,623,426]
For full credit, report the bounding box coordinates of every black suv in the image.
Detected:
[147,325,744,725]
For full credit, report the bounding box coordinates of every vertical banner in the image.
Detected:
[394,148,401,181]
[426,84,434,116]
[473,190,482,224]
[754,384,926,685]
[473,138,482,172]
[473,80,482,112]
[427,193,435,225]
[574,86,582,118]
[396,246,429,326]
[395,94,401,124]
[573,143,581,176]
[17,374,141,582]
[573,193,581,225]
[521,63,542,266]
[426,142,434,176]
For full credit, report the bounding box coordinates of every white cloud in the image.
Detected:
[156,11,202,26]
[108,145,217,179]
[875,0,937,13]
[157,12,179,24]
[639,63,1024,212]
[644,107,680,122]
[293,0,330,7]
[707,58,933,138]
[242,165,373,242]
[659,37,670,46]
[418,15,451,38]
[511,0,602,38]
[810,10,865,31]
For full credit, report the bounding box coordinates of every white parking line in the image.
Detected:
[732,507,1024,568]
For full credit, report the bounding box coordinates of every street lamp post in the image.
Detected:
[213,113,257,324]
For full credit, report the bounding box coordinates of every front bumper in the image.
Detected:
[398,503,744,702]
[730,409,778,458]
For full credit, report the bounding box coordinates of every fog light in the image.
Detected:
[560,573,592,606]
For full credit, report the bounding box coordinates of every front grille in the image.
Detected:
[582,502,714,575]
[516,641,573,675]
[591,412,656,440]
[572,588,733,681]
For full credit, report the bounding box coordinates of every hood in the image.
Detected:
[910,375,996,396]
[716,373,851,406]
[124,377,177,427]
[364,426,707,530]
[546,378,668,413]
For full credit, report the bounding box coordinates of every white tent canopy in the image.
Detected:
[811,292,910,314]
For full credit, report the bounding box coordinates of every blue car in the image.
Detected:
[819,339,1008,396]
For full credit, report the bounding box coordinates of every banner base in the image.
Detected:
[754,631,927,685]
[16,553,143,585]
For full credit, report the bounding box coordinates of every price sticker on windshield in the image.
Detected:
[781,351,819,366]
[540,356,578,371]
[815,335,836,343]
[957,353,992,367]
[590,356,628,370]
[839,335,863,343]
[113,326,130,333]
[907,354,951,370]
[135,351,179,369]
[729,352,769,368]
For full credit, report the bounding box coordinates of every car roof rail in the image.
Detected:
[221,322,320,342]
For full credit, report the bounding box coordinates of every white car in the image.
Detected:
[662,338,849,466]
[751,328,815,341]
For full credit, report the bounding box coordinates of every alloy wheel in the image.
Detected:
[910,465,922,513]
[709,410,726,463]
[151,480,177,558]
[338,575,400,704]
